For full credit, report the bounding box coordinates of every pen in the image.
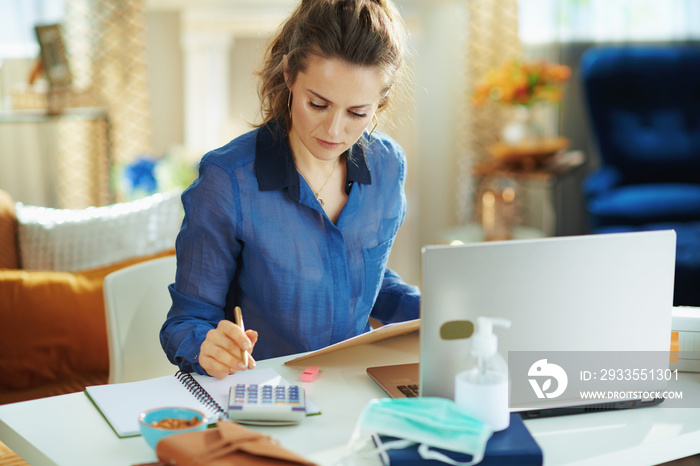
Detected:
[234,306,249,367]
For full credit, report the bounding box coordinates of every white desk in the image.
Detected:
[1,332,699,466]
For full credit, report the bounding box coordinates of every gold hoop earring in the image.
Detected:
[287,91,292,118]
[369,113,379,137]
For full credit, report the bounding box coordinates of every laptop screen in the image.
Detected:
[418,230,675,409]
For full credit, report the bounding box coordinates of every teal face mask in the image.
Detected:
[347,397,493,465]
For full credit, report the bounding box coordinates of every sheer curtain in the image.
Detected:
[519,0,700,45]
[458,0,521,224]
[63,0,152,168]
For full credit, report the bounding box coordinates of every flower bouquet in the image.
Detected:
[473,59,572,161]
[472,59,572,108]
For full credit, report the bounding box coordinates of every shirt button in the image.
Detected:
[347,182,353,187]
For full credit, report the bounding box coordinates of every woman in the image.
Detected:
[160,0,420,378]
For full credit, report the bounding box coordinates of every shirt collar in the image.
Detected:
[255,118,372,201]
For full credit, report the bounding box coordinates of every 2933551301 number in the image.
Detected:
[599,368,678,381]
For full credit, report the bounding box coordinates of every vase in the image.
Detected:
[501,106,540,144]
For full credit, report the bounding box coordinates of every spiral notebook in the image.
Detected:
[85,368,319,438]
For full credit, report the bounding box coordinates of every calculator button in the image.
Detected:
[228,383,307,424]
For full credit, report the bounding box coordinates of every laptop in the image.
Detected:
[367,230,676,416]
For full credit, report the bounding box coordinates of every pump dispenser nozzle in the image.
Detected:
[471,317,511,359]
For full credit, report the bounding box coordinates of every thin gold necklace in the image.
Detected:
[296,157,340,207]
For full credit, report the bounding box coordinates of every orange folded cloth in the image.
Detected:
[156,421,317,466]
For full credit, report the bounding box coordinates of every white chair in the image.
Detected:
[103,255,178,384]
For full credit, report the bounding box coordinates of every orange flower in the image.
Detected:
[472,59,571,107]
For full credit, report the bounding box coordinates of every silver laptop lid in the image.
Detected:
[419,230,676,408]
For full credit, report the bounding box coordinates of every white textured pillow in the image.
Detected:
[16,190,182,271]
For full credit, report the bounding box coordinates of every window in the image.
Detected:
[0,0,65,59]
[519,0,700,44]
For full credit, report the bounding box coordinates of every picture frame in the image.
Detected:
[34,24,72,89]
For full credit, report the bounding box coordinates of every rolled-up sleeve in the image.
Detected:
[160,160,241,374]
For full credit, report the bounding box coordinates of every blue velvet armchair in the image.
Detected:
[581,45,700,306]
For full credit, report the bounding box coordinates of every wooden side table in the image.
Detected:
[472,149,586,236]
[0,107,113,208]
[486,137,571,171]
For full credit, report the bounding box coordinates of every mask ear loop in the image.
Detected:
[339,432,484,466]
[417,443,486,466]
[337,402,488,466]
[335,423,374,465]
[337,424,418,465]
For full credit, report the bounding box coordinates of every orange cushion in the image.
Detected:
[0,250,175,392]
[0,190,19,269]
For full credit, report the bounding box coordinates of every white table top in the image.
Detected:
[1,332,699,466]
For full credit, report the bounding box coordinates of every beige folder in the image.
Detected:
[284,319,420,366]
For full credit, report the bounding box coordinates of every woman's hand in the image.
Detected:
[199,319,258,379]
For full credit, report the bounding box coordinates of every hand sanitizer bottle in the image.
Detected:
[454,316,511,431]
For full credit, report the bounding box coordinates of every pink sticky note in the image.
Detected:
[301,366,319,382]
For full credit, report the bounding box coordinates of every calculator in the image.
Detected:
[227,383,307,425]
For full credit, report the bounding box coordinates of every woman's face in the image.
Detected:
[286,54,386,162]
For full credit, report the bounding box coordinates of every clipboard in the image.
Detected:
[284,319,420,366]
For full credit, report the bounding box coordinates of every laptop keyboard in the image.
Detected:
[398,384,419,397]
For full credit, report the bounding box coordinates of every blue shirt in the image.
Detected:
[160,119,420,374]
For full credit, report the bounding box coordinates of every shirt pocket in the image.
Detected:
[362,238,393,306]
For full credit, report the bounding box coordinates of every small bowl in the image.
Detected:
[138,407,208,450]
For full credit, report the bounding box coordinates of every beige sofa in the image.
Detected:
[0,189,176,405]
